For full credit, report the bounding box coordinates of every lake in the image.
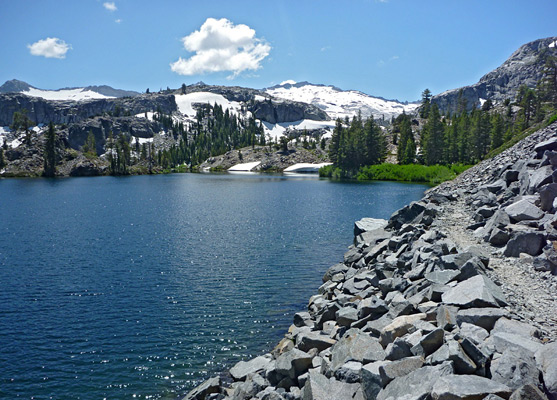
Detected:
[0,173,429,399]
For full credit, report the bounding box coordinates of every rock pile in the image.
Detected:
[182,123,557,400]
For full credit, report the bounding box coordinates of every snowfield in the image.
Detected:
[266,82,418,121]
[22,87,114,101]
[175,93,244,117]
[260,119,335,141]
[228,161,261,171]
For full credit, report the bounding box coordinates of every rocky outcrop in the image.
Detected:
[432,37,557,112]
[0,92,177,127]
[183,122,557,400]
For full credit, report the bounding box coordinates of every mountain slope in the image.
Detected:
[265,81,418,121]
[0,79,140,100]
[432,36,557,112]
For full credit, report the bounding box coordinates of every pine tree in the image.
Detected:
[397,115,415,164]
[0,147,5,169]
[329,118,343,165]
[422,104,444,165]
[82,130,97,158]
[490,113,504,150]
[420,89,432,118]
[43,122,56,177]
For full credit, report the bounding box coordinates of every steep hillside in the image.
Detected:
[432,37,557,112]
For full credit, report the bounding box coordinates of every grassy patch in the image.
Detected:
[321,163,472,184]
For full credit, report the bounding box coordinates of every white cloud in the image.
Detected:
[27,37,71,59]
[115,19,122,23]
[170,18,271,78]
[103,2,117,11]
[320,46,331,52]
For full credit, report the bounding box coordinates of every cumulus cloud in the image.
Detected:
[170,18,271,78]
[28,37,71,59]
[103,2,117,11]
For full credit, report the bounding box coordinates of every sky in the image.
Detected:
[0,0,555,102]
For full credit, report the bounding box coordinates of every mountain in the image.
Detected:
[265,81,419,121]
[0,79,140,101]
[432,36,557,112]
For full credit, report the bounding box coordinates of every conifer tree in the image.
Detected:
[419,89,432,118]
[397,115,415,164]
[43,122,56,177]
[0,147,4,169]
[422,104,444,165]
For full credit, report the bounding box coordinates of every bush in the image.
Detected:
[356,163,472,184]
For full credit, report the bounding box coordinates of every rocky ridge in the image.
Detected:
[182,123,557,400]
[432,37,557,112]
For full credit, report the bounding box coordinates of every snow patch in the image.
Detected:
[175,93,243,117]
[228,161,261,171]
[266,83,417,120]
[22,87,114,101]
[479,98,487,107]
[549,40,557,48]
[130,136,154,145]
[280,80,297,86]
[260,119,335,141]
[135,112,156,121]
[283,163,332,173]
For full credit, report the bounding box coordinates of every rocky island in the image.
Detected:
[182,122,557,400]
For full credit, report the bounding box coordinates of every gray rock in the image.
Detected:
[505,199,543,222]
[181,376,221,400]
[336,307,359,327]
[442,274,507,308]
[447,339,477,374]
[460,338,489,374]
[539,183,557,211]
[361,361,390,400]
[356,229,392,247]
[330,328,386,372]
[529,166,554,190]
[425,269,460,285]
[230,356,271,381]
[344,247,363,264]
[431,374,512,400]
[535,137,557,155]
[535,341,557,398]
[302,372,360,400]
[503,232,545,257]
[354,218,388,236]
[334,361,362,383]
[379,356,424,386]
[296,332,337,353]
[459,322,489,344]
[491,348,539,390]
[489,332,543,356]
[411,328,445,357]
[457,307,507,331]
[481,210,511,240]
[385,337,413,361]
[293,312,313,328]
[358,297,388,319]
[380,313,427,346]
[387,201,426,230]
[276,349,313,380]
[376,362,454,400]
[437,305,458,330]
[230,373,267,400]
[489,228,512,246]
[323,263,348,283]
[505,170,520,185]
[509,384,548,400]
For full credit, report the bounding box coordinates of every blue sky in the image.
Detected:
[1,0,555,101]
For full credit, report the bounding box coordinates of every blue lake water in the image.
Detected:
[0,173,429,399]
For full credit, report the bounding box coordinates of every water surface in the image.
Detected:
[0,173,429,399]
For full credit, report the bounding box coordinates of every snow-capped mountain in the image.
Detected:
[265,81,418,121]
[0,79,139,101]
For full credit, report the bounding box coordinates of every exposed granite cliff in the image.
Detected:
[182,123,557,400]
[432,37,557,113]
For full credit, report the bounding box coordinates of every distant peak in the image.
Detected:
[0,79,33,93]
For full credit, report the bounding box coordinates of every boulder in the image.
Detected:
[442,275,507,308]
[509,384,548,400]
[447,339,477,374]
[385,337,414,361]
[490,347,539,390]
[379,356,424,386]
[459,322,489,344]
[336,307,359,327]
[296,332,337,353]
[334,361,362,383]
[529,166,554,190]
[376,362,454,400]
[425,269,460,285]
[230,373,267,400]
[411,328,445,357]
[380,313,427,346]
[230,356,271,381]
[534,137,557,156]
[503,232,545,257]
[431,374,512,400]
[361,361,391,399]
[330,329,386,372]
[539,183,557,211]
[293,312,313,328]
[535,342,557,398]
[387,201,426,230]
[302,372,361,400]
[505,199,543,222]
[275,349,313,380]
[181,376,221,400]
[456,308,507,331]
[358,297,388,319]
[323,263,348,282]
[354,218,388,236]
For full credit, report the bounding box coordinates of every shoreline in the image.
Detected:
[182,123,557,400]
